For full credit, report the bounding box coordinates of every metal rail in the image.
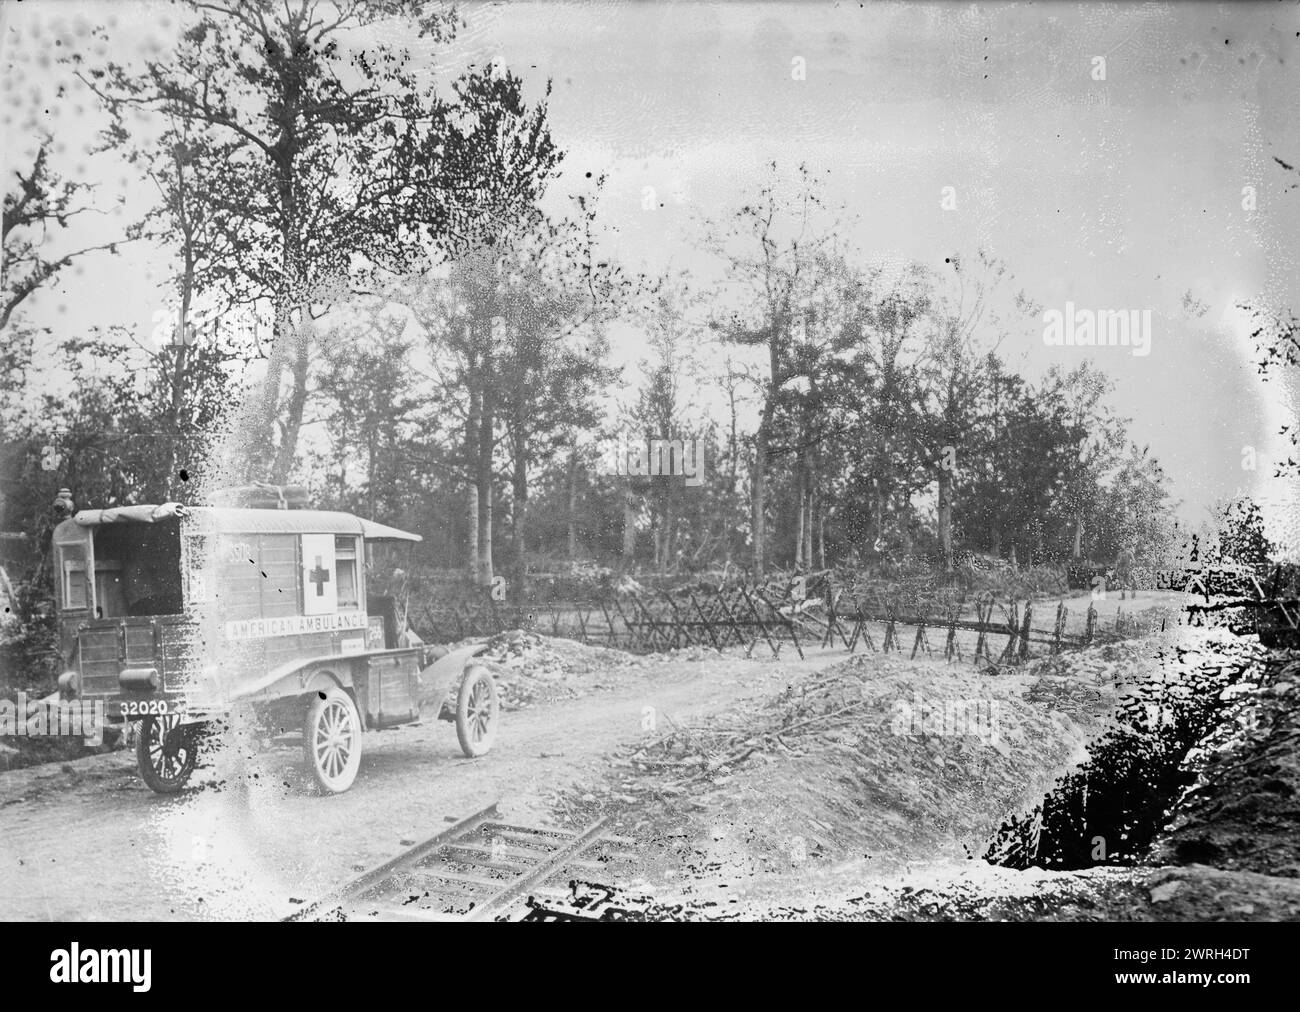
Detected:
[289,802,631,922]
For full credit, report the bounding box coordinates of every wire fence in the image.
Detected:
[410,573,1164,668]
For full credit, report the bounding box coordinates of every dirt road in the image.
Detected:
[0,592,1188,922]
[0,646,845,921]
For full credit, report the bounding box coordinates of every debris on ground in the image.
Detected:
[471,629,645,710]
[1020,639,1167,720]
[553,645,1130,884]
[1021,638,1163,686]
[521,861,1300,922]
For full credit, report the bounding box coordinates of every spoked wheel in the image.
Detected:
[303,688,362,794]
[136,716,200,794]
[455,665,498,758]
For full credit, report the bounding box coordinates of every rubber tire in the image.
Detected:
[303,688,363,794]
[455,665,498,758]
[136,716,199,794]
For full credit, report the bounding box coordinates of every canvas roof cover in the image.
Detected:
[66,505,421,542]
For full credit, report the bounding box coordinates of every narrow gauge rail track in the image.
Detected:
[289,802,637,922]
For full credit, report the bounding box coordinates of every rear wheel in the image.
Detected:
[455,665,498,758]
[136,716,199,794]
[303,688,362,794]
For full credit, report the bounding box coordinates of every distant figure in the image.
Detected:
[1114,545,1138,600]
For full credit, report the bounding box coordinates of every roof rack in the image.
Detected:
[207,483,311,510]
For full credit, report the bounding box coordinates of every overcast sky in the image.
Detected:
[3,1,1298,548]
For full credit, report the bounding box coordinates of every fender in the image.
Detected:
[417,640,490,715]
[226,654,359,703]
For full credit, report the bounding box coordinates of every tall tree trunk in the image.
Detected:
[365,429,376,517]
[244,298,289,481]
[335,419,349,502]
[475,369,495,587]
[566,450,578,559]
[270,330,310,483]
[622,484,636,561]
[873,487,884,549]
[1072,514,1084,560]
[254,185,300,481]
[801,466,814,568]
[793,460,806,568]
[727,381,739,488]
[815,489,826,570]
[938,471,954,571]
[511,440,527,600]
[165,243,194,498]
[465,374,480,577]
[751,416,770,574]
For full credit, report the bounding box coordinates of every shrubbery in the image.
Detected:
[0,576,58,697]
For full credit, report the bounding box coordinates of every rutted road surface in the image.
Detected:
[0,647,844,921]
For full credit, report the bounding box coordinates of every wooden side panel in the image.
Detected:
[257,534,299,617]
[214,533,265,622]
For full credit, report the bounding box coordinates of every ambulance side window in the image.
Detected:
[59,543,90,611]
[335,536,360,609]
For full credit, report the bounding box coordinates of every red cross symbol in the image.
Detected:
[308,556,331,596]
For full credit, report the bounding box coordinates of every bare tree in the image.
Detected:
[706,163,836,573]
[80,0,561,482]
[1,139,118,331]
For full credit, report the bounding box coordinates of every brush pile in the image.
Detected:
[471,629,644,710]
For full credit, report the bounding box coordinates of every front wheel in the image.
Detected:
[303,688,363,794]
[136,716,200,794]
[455,665,498,758]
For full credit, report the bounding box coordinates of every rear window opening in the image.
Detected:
[91,524,184,618]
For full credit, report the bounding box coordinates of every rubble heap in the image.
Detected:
[469,629,644,711]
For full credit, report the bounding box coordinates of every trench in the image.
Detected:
[984,626,1265,870]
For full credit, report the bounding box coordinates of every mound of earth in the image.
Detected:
[468,629,645,710]
[552,641,1151,887]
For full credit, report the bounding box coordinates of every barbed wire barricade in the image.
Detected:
[408,570,1173,670]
